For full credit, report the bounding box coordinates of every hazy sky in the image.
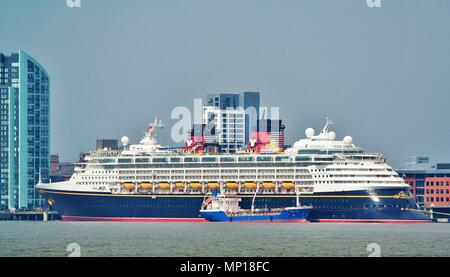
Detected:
[1,0,449,167]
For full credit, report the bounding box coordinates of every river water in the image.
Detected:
[0,222,449,257]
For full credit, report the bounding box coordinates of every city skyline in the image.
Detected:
[1,0,449,167]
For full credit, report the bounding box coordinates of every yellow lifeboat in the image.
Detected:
[244,182,257,190]
[175,182,185,189]
[190,182,202,190]
[226,182,239,189]
[123,183,135,190]
[281,182,295,190]
[158,183,171,190]
[262,182,276,190]
[207,182,220,189]
[139,183,153,190]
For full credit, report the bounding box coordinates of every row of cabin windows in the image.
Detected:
[326,168,392,172]
[81,176,116,180]
[108,156,380,164]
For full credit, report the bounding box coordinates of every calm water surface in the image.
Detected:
[0,222,449,257]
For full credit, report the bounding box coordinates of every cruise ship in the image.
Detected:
[37,119,431,223]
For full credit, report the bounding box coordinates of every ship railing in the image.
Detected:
[73,162,87,172]
[89,150,122,157]
[228,208,284,217]
[338,152,383,159]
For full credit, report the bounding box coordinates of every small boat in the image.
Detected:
[200,189,312,222]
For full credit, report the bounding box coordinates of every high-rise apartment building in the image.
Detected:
[0,51,50,210]
[203,92,260,153]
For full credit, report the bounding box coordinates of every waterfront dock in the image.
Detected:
[0,211,60,221]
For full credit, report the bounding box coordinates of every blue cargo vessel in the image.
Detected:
[200,190,311,222]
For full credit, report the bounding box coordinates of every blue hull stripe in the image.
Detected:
[39,188,431,222]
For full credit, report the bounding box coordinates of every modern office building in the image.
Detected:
[202,105,245,153]
[398,157,450,208]
[0,51,50,210]
[203,92,260,153]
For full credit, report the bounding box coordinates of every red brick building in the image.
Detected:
[50,154,59,174]
[398,162,450,208]
[424,177,450,207]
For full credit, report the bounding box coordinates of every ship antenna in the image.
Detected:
[321,117,333,135]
